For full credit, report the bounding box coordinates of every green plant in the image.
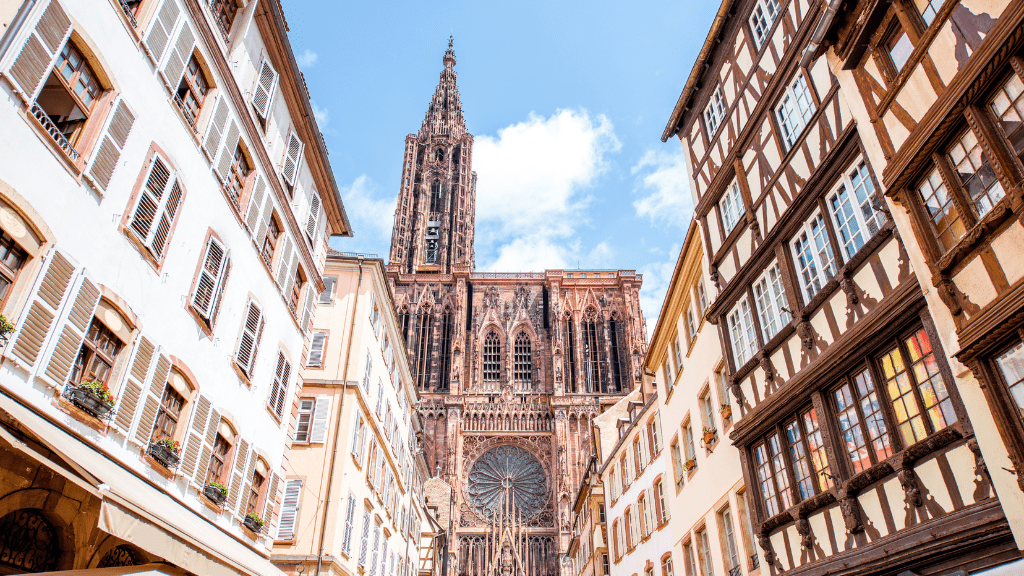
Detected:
[0,314,14,336]
[78,380,115,405]
[207,480,228,492]
[154,436,181,455]
[702,426,716,436]
[245,512,264,527]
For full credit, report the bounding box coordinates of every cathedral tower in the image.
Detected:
[388,37,477,275]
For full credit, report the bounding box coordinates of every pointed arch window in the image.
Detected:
[609,315,627,393]
[514,332,533,384]
[414,308,433,390]
[564,315,578,393]
[483,331,501,382]
[582,312,602,393]
[429,180,443,214]
[439,308,454,391]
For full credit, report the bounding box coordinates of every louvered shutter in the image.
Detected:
[132,352,171,447]
[112,336,155,433]
[192,236,228,321]
[300,285,316,333]
[309,396,330,443]
[307,331,326,368]
[236,450,257,519]
[276,478,302,541]
[235,300,264,377]
[10,249,75,369]
[4,0,72,102]
[215,120,240,181]
[268,351,291,418]
[251,58,278,119]
[274,236,293,288]
[342,491,356,553]
[88,99,136,190]
[281,132,303,186]
[143,0,181,65]
[194,406,221,486]
[358,507,371,566]
[244,174,267,233]
[262,472,282,530]
[305,191,321,242]
[282,255,299,305]
[179,393,211,479]
[41,272,100,388]
[369,522,381,576]
[226,437,250,511]
[129,155,183,259]
[254,195,274,247]
[202,96,229,161]
[318,277,336,304]
[159,20,194,90]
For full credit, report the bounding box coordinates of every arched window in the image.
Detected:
[439,308,454,391]
[429,180,443,214]
[98,544,145,568]
[42,40,104,153]
[564,315,578,393]
[0,509,61,572]
[514,332,532,384]
[206,419,236,486]
[414,308,433,390]
[609,315,627,393]
[582,311,601,393]
[246,457,269,515]
[483,330,501,381]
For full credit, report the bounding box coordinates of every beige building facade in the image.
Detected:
[272,251,434,576]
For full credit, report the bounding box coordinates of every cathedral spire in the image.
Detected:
[421,37,467,138]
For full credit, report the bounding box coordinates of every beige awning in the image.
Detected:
[0,390,284,576]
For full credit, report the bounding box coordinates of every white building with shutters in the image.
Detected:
[272,251,435,576]
[0,1,349,575]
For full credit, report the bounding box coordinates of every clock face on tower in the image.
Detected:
[467,445,547,520]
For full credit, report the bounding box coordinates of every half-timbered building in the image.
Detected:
[662,0,1023,574]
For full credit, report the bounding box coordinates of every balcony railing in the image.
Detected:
[750,553,759,569]
[728,566,742,576]
[30,102,79,162]
[117,0,138,27]
[173,94,199,134]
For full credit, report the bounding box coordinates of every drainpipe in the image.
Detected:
[315,257,364,576]
[0,0,37,61]
[799,0,844,69]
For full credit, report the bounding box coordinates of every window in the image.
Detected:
[749,0,781,47]
[671,440,684,486]
[225,144,252,207]
[0,230,27,307]
[648,416,662,455]
[919,0,943,25]
[686,309,697,344]
[654,478,668,523]
[206,420,234,485]
[268,350,292,419]
[262,214,281,269]
[947,128,1005,218]
[128,154,185,262]
[633,436,645,474]
[246,459,268,514]
[700,392,716,435]
[235,300,265,378]
[834,367,893,473]
[295,398,314,443]
[609,466,619,501]
[290,268,305,313]
[827,161,885,260]
[627,506,639,548]
[602,554,610,575]
[696,528,713,576]
[639,493,652,536]
[673,336,684,377]
[514,332,532,383]
[319,276,337,304]
[776,74,815,150]
[620,453,631,489]
[664,357,675,390]
[684,541,698,576]
[612,519,621,559]
[884,25,914,73]
[785,408,833,501]
[599,503,606,524]
[70,319,123,386]
[41,40,103,155]
[727,297,758,367]
[175,56,209,130]
[191,235,229,326]
[791,212,837,301]
[990,74,1024,168]
[703,87,726,137]
[753,261,790,341]
[358,506,372,567]
[277,478,303,541]
[308,331,327,368]
[996,341,1024,412]
[917,168,965,253]
[152,384,185,444]
[752,433,792,517]
[719,180,744,235]
[209,0,241,37]
[662,556,674,576]
[483,330,501,381]
[697,282,708,314]
[879,328,955,445]
[721,507,739,572]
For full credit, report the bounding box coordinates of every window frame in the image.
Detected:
[703,86,727,138]
[776,72,816,150]
[748,0,782,48]
[826,160,886,261]
[719,180,744,235]
[727,296,758,368]
[790,210,838,302]
[752,260,790,342]
[295,397,315,443]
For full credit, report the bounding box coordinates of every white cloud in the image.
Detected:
[473,108,621,271]
[631,146,694,228]
[311,100,329,126]
[637,243,681,341]
[297,49,318,69]
[341,175,396,240]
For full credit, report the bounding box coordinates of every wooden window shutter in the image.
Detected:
[193,406,221,487]
[112,336,156,433]
[254,196,274,248]
[276,478,303,541]
[215,119,240,181]
[10,249,75,368]
[132,352,171,447]
[88,98,136,190]
[358,507,371,566]
[251,58,278,119]
[262,471,282,530]
[129,155,184,259]
[235,451,257,519]
[159,20,194,90]
[282,253,299,301]
[307,331,327,368]
[305,191,322,242]
[309,396,330,443]
[274,235,293,288]
[4,0,72,102]
[341,493,355,553]
[191,236,229,322]
[268,351,291,418]
[202,96,229,161]
[244,174,268,233]
[235,300,264,377]
[281,132,303,185]
[226,437,251,511]
[143,0,181,65]
[178,393,211,479]
[318,277,336,304]
[300,284,316,334]
[41,272,100,388]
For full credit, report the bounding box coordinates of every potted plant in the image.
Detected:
[720,404,733,420]
[684,458,697,471]
[204,480,228,505]
[148,436,180,469]
[0,313,14,344]
[68,380,116,418]
[243,512,264,532]
[701,427,717,446]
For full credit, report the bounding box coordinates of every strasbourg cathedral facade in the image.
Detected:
[385,41,647,576]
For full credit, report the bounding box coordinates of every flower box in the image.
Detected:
[148,440,180,469]
[204,483,228,505]
[702,429,717,445]
[243,513,264,532]
[684,458,697,471]
[67,385,114,419]
[719,405,733,420]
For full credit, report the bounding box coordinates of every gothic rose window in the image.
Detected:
[467,445,547,519]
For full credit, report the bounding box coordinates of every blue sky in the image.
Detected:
[281,0,721,334]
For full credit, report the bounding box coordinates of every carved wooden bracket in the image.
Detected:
[757,532,776,566]
[759,352,775,385]
[840,271,859,307]
[797,319,814,350]
[792,510,813,550]
[710,265,721,291]
[967,438,990,482]
[836,488,864,533]
[897,467,924,508]
[935,275,963,317]
[729,374,746,405]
